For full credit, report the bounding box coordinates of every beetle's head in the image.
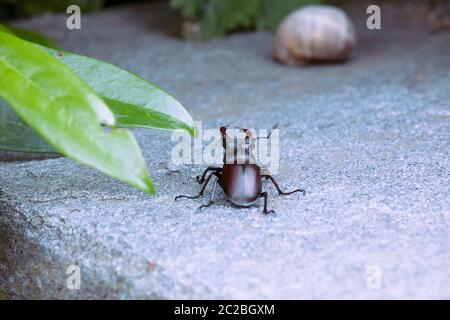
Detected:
[219,126,255,151]
[220,126,253,138]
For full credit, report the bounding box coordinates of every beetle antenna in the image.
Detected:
[266,122,279,139]
[257,122,279,140]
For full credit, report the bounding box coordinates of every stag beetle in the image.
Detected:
[175,126,305,213]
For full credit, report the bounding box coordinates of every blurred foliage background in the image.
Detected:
[170,0,321,39]
[0,0,448,37]
[0,0,105,20]
[0,0,320,37]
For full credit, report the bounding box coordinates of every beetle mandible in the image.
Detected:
[175,126,305,213]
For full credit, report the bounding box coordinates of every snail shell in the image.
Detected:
[273,5,356,65]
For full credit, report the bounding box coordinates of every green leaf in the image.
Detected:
[0,31,154,194]
[0,99,55,153]
[2,25,195,136]
[39,46,196,136]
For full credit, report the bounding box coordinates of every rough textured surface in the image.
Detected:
[1,1,450,299]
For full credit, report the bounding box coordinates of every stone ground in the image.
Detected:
[1,1,450,299]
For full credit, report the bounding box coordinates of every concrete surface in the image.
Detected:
[1,1,450,299]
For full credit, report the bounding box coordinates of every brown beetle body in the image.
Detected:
[222,164,261,207]
[175,126,305,214]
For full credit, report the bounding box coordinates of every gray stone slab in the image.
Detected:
[1,1,450,299]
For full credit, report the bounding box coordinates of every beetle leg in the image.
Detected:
[196,166,222,184]
[197,176,219,212]
[260,192,275,214]
[264,175,306,196]
[175,172,215,201]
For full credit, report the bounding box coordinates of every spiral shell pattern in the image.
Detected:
[273,5,356,65]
